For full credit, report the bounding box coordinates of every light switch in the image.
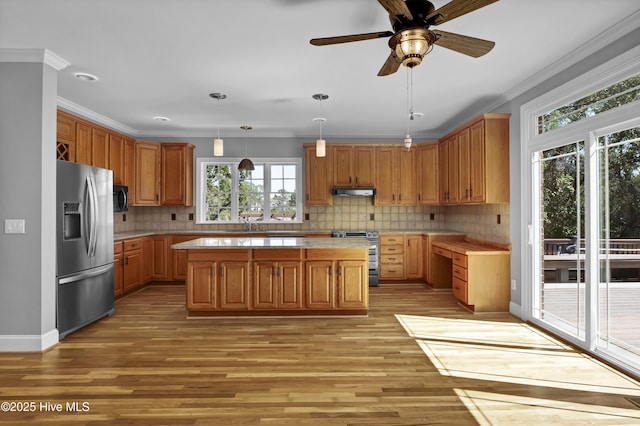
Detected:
[5,219,25,234]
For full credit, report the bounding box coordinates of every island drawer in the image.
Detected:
[306,248,366,260]
[114,241,123,255]
[252,249,302,260]
[188,249,250,261]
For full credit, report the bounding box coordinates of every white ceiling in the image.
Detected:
[1,0,638,140]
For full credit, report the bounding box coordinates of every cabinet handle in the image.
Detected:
[329,266,333,276]
[211,267,215,278]
[418,193,421,201]
[355,176,358,184]
[349,176,352,183]
[339,266,343,276]
[306,194,310,201]
[220,268,224,277]
[273,265,278,276]
[392,194,395,201]
[120,258,124,266]
[388,257,396,261]
[125,257,129,265]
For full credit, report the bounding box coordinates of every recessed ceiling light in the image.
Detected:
[74,72,98,81]
[153,116,170,122]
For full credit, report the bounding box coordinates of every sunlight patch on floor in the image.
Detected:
[455,388,640,426]
[396,314,640,395]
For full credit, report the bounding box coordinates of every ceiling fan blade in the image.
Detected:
[426,0,499,25]
[378,50,402,76]
[432,29,495,58]
[310,31,394,46]
[378,0,413,20]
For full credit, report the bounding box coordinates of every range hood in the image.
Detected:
[331,187,376,197]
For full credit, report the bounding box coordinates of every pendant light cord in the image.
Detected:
[406,67,414,135]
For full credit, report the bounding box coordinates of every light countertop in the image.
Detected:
[115,229,464,241]
[432,239,511,255]
[171,237,373,250]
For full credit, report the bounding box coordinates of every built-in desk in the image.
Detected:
[431,239,511,312]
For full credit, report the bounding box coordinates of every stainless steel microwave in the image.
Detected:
[113,184,128,212]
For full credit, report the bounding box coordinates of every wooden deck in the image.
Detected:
[1,283,640,425]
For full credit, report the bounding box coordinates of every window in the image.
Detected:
[537,73,640,134]
[196,158,302,224]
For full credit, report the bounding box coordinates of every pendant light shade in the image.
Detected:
[312,94,328,158]
[238,125,254,171]
[213,138,224,156]
[209,92,226,156]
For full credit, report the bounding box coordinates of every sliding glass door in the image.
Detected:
[596,125,640,366]
[532,141,585,340]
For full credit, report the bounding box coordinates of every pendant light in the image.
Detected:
[238,125,255,171]
[312,93,328,157]
[209,92,226,156]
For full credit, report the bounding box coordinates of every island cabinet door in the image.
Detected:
[337,260,368,309]
[305,261,336,309]
[253,261,278,309]
[187,261,217,310]
[219,261,250,310]
[278,261,303,309]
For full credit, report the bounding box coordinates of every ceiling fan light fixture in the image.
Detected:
[394,28,434,68]
[403,134,412,151]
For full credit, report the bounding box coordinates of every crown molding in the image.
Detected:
[57,97,138,136]
[482,9,640,115]
[0,48,69,70]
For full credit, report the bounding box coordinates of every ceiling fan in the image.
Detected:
[310,0,499,76]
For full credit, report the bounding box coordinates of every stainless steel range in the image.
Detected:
[331,230,379,286]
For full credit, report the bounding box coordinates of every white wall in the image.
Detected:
[0,53,61,350]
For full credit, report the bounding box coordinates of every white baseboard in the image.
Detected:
[509,301,523,319]
[0,329,59,352]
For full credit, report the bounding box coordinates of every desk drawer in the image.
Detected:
[433,246,451,258]
[453,264,467,281]
[452,252,468,268]
[380,254,403,264]
[380,264,404,278]
[452,277,468,304]
[381,244,403,255]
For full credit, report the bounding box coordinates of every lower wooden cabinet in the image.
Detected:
[253,249,303,309]
[113,242,124,297]
[183,247,368,314]
[122,238,143,292]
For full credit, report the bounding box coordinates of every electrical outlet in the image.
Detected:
[4,219,25,234]
[497,214,501,224]
[511,279,516,290]
[171,213,176,221]
[430,213,435,220]
[123,214,127,222]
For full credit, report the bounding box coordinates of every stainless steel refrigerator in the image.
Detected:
[56,160,114,339]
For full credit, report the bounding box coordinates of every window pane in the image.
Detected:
[283,165,296,178]
[536,141,586,339]
[538,73,640,134]
[271,165,283,179]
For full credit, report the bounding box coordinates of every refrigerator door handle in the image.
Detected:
[58,263,113,285]
[87,175,98,258]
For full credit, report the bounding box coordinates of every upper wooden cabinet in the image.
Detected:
[440,113,510,205]
[304,144,333,206]
[374,145,416,205]
[333,145,375,187]
[75,121,92,165]
[56,110,76,161]
[416,142,439,205]
[134,141,161,205]
[109,132,135,186]
[91,127,110,169]
[161,143,194,206]
[439,135,459,204]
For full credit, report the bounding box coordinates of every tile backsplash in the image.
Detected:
[114,197,510,243]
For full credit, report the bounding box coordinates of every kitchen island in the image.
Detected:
[171,237,372,316]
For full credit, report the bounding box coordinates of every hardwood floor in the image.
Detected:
[1,283,640,425]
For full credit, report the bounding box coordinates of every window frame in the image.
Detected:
[195,157,303,225]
